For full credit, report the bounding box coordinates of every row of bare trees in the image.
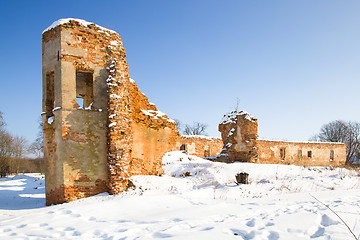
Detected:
[175,120,208,136]
[0,111,44,177]
[311,120,360,164]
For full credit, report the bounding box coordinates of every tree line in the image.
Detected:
[0,111,44,177]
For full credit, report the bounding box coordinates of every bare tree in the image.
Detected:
[11,136,28,174]
[0,132,13,177]
[28,117,44,158]
[183,122,208,136]
[0,111,11,177]
[174,119,182,133]
[312,120,360,163]
[28,117,45,174]
[0,111,29,177]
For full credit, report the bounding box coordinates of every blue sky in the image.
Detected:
[0,0,359,144]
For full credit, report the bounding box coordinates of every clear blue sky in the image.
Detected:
[0,0,360,144]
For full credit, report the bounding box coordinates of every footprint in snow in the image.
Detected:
[153,232,173,238]
[16,224,27,228]
[266,222,274,227]
[320,214,338,227]
[172,218,183,222]
[310,227,325,238]
[64,227,75,231]
[201,227,214,231]
[246,219,255,227]
[72,231,81,236]
[62,210,72,215]
[268,231,279,240]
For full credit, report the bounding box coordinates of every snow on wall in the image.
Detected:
[43,18,117,34]
[220,110,257,125]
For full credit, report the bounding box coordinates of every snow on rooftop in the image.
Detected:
[220,110,257,125]
[43,18,117,34]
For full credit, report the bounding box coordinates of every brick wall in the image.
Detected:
[216,110,347,167]
[43,19,181,204]
[177,136,223,158]
[257,140,346,167]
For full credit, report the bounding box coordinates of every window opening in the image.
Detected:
[45,72,55,117]
[330,150,334,161]
[204,145,210,158]
[280,148,286,161]
[308,151,312,158]
[180,144,187,152]
[76,71,93,109]
[298,149,302,159]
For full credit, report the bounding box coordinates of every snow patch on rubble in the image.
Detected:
[43,18,117,34]
[141,110,176,123]
[47,116,54,124]
[108,122,116,127]
[227,128,235,137]
[220,110,257,124]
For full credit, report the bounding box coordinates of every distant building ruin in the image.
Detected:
[42,19,221,205]
[215,111,346,166]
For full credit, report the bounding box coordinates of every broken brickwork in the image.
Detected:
[177,136,223,158]
[216,111,346,167]
[42,19,180,205]
[217,111,258,163]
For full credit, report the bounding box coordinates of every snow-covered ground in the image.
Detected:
[0,151,359,239]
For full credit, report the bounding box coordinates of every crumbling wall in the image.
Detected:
[216,110,346,167]
[129,81,179,176]
[257,140,346,167]
[177,136,223,158]
[43,19,180,204]
[217,111,258,163]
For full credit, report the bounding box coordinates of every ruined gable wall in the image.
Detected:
[129,81,179,176]
[177,136,223,158]
[257,140,346,167]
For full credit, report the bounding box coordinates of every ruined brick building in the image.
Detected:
[42,19,345,205]
[42,19,222,205]
[215,111,346,167]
